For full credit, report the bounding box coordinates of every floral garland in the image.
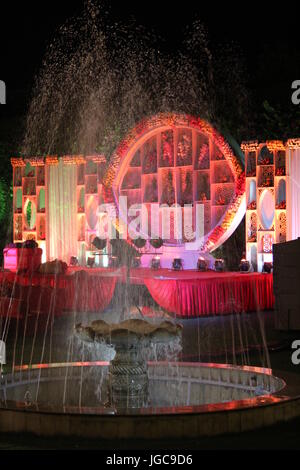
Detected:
[286,138,300,149]
[241,141,259,152]
[11,158,26,167]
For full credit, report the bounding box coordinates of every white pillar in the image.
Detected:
[287,146,300,241]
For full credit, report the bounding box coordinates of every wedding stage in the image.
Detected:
[8,115,300,323]
[0,267,274,319]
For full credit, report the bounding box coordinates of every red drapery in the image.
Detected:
[144,272,274,317]
[63,271,117,312]
[0,268,274,318]
[0,270,117,317]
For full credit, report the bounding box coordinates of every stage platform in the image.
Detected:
[0,267,274,318]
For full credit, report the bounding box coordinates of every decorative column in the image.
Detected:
[45,156,58,261]
[286,139,300,241]
[11,157,26,243]
[46,155,78,264]
[242,141,259,271]
[242,140,287,272]
[11,156,46,258]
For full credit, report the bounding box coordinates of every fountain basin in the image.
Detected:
[75,318,183,408]
[1,362,300,439]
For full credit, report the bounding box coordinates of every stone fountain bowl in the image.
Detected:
[75,318,182,344]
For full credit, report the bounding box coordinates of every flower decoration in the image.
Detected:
[275,167,285,176]
[11,158,26,167]
[197,144,209,169]
[276,200,286,210]
[248,234,257,243]
[247,201,257,210]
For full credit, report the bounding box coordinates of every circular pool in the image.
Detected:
[1,362,299,439]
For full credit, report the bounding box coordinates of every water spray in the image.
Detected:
[0,340,6,377]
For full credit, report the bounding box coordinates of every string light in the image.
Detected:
[266,140,285,152]
[286,138,300,149]
[241,141,259,152]
[11,158,26,167]
[61,155,77,165]
[45,155,59,165]
[86,155,106,163]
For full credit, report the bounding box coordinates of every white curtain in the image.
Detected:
[46,161,77,263]
[287,148,300,240]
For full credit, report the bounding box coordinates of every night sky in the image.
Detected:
[0,1,299,120]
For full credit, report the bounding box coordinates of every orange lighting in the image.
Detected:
[24,157,45,167]
[86,155,106,163]
[61,155,77,165]
[286,138,300,149]
[45,155,59,165]
[266,140,285,151]
[11,157,26,167]
[241,141,259,152]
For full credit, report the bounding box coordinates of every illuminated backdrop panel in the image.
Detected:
[11,117,300,271]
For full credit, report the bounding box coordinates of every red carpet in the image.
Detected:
[0,268,274,318]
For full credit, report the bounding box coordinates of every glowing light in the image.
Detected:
[38,241,47,263]
[61,155,77,165]
[286,138,300,149]
[74,155,86,164]
[86,155,106,163]
[266,140,285,151]
[45,155,59,165]
[102,254,109,268]
[24,157,45,167]
[241,141,259,152]
[11,158,26,167]
[14,361,109,371]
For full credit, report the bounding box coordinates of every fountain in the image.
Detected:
[75,319,182,408]
[2,1,300,445]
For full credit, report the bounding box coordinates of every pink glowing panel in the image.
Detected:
[3,247,42,272]
[86,195,98,230]
[23,198,37,230]
[3,248,18,271]
[259,189,275,230]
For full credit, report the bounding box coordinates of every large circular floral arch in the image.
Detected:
[103,113,246,252]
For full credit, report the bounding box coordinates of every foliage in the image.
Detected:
[257,100,300,141]
[110,231,139,267]
[0,177,13,262]
[212,217,245,271]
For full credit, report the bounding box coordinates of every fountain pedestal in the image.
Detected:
[109,332,148,408]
